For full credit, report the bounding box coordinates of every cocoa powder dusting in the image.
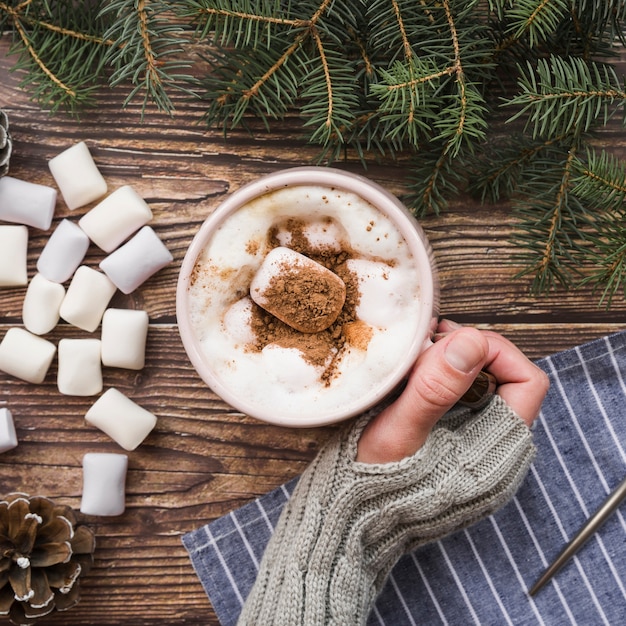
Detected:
[343,320,374,351]
[245,217,369,385]
[258,260,345,333]
[246,239,260,255]
[249,307,338,369]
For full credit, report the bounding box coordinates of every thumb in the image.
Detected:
[357,327,489,463]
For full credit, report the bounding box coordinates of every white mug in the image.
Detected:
[176,167,439,427]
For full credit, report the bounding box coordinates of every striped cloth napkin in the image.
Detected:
[183,330,626,625]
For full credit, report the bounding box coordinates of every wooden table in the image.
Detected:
[1,38,625,625]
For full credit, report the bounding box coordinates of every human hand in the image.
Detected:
[356,320,549,464]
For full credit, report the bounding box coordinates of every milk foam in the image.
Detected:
[187,185,423,420]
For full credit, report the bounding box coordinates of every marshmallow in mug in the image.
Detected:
[250,246,346,333]
[37,219,90,283]
[0,328,56,384]
[0,176,57,230]
[101,309,149,370]
[22,273,66,335]
[57,338,103,396]
[0,408,18,454]
[0,225,28,287]
[100,226,173,294]
[48,141,107,210]
[79,185,153,252]
[85,388,157,451]
[60,266,116,332]
[80,452,128,516]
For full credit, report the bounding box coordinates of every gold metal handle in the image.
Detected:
[459,370,497,409]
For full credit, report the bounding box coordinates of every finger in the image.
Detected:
[357,327,489,463]
[437,318,463,334]
[481,331,549,427]
[439,321,549,426]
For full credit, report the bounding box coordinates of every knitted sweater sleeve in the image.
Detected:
[237,395,536,626]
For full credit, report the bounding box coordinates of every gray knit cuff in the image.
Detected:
[339,394,536,533]
[237,395,535,626]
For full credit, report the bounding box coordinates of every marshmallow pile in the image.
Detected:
[0,141,173,516]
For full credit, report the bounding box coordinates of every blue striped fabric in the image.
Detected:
[183,330,626,625]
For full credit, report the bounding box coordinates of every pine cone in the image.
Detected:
[0,109,11,177]
[0,493,96,625]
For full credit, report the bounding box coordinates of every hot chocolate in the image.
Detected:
[185,182,429,422]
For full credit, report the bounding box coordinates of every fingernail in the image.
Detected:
[444,332,483,373]
[442,318,461,329]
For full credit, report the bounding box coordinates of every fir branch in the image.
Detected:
[300,44,362,147]
[512,141,594,292]
[406,147,467,216]
[188,1,304,47]
[572,148,626,211]
[100,0,194,114]
[507,0,570,48]
[579,217,626,306]
[571,126,626,307]
[570,0,626,45]
[1,0,110,112]
[468,134,566,203]
[432,81,489,156]
[370,57,446,146]
[2,0,626,301]
[385,0,421,138]
[506,55,626,138]
[199,43,299,130]
[194,0,363,146]
[437,0,484,157]
[11,12,76,99]
[7,5,114,46]
[368,0,492,157]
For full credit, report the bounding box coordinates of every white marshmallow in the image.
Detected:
[48,142,107,210]
[261,344,327,391]
[57,338,103,396]
[0,328,56,384]
[79,185,153,253]
[271,218,346,252]
[223,297,256,344]
[22,273,65,335]
[80,452,128,516]
[85,388,157,451]
[301,220,346,252]
[0,176,57,230]
[0,408,18,454]
[0,225,28,287]
[99,226,173,294]
[101,309,148,370]
[37,219,90,283]
[346,259,414,327]
[250,246,346,333]
[60,266,116,332]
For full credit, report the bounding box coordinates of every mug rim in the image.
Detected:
[176,166,439,427]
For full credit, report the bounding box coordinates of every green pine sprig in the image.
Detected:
[3,0,626,304]
[0,0,111,113]
[100,0,195,115]
[506,56,626,139]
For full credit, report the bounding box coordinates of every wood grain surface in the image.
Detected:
[1,37,625,625]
